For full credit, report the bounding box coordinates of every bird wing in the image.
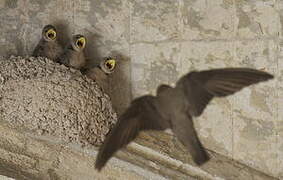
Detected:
[177,68,273,117]
[171,113,209,165]
[95,96,164,171]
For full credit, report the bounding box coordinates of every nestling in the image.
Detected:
[57,34,87,70]
[32,24,63,61]
[85,57,116,91]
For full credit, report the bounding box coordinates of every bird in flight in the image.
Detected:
[95,67,273,171]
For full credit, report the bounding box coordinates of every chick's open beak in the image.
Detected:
[46,29,56,40]
[76,37,86,49]
[105,59,116,71]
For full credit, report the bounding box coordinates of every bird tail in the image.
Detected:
[172,114,210,166]
[191,137,210,165]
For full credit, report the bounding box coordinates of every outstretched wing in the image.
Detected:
[95,96,165,171]
[177,68,273,117]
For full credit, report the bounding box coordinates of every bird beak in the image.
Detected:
[46,29,56,40]
[105,59,116,71]
[76,37,86,49]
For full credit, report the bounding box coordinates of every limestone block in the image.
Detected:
[235,0,280,38]
[180,0,235,40]
[130,0,181,42]
[131,42,180,97]
[231,40,278,176]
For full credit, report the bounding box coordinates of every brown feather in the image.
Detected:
[95,96,165,171]
[95,67,273,171]
[177,68,273,116]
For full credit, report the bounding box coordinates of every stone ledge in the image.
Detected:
[0,121,277,180]
[127,132,278,180]
[0,121,165,180]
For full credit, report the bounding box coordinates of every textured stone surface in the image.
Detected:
[133,132,276,180]
[181,0,234,40]
[235,0,280,38]
[0,175,14,180]
[0,122,166,180]
[231,40,278,176]
[277,39,283,179]
[0,0,282,178]
[131,42,180,97]
[0,121,277,180]
[131,0,181,42]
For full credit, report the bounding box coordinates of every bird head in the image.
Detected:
[71,34,86,51]
[100,57,116,74]
[157,84,172,95]
[42,25,57,41]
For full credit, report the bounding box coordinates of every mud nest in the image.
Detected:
[0,56,117,146]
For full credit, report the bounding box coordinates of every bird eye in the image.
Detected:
[105,59,116,71]
[46,29,56,40]
[76,37,86,49]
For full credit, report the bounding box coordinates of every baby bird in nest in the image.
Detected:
[33,24,63,61]
[84,57,116,91]
[57,34,86,70]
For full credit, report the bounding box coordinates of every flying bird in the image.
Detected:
[95,68,273,171]
[32,24,63,61]
[84,57,116,90]
[57,34,87,70]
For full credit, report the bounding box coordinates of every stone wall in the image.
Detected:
[0,121,277,180]
[0,0,282,179]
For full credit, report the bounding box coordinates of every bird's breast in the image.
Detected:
[46,42,62,60]
[157,90,187,117]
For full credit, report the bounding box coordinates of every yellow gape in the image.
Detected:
[46,29,56,40]
[76,37,86,49]
[105,59,116,71]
